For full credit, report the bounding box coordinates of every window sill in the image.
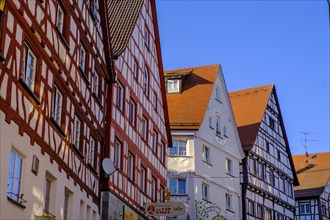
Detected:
[167,155,191,158]
[19,78,41,105]
[224,135,228,138]
[7,196,26,209]
[170,194,188,196]
[55,28,70,51]
[42,210,56,219]
[72,144,85,159]
[93,93,103,108]
[226,172,234,177]
[203,160,213,166]
[226,209,235,213]
[79,67,90,85]
[50,117,66,137]
[215,98,222,104]
[88,163,98,175]
[216,133,223,138]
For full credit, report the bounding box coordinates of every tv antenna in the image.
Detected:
[299,131,318,158]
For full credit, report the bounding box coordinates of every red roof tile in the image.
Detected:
[165,64,220,130]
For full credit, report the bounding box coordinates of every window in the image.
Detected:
[128,152,134,181]
[266,141,270,153]
[158,141,165,163]
[248,200,255,215]
[21,44,37,92]
[129,99,136,127]
[277,150,281,161]
[143,66,149,96]
[215,86,220,101]
[226,158,233,175]
[223,126,227,137]
[225,194,233,211]
[167,79,179,93]
[264,208,271,220]
[152,130,157,153]
[141,166,146,192]
[44,173,56,214]
[56,4,64,34]
[300,202,310,214]
[115,139,122,170]
[169,179,186,195]
[152,91,157,110]
[202,183,209,201]
[90,0,99,22]
[209,117,213,128]
[169,140,186,156]
[89,138,96,168]
[73,117,82,151]
[142,116,148,141]
[160,186,164,202]
[268,116,275,130]
[216,117,221,135]
[63,189,72,220]
[7,150,23,202]
[249,158,257,176]
[53,86,63,126]
[256,204,263,218]
[151,177,157,201]
[202,145,210,164]
[276,213,284,220]
[133,58,138,79]
[92,73,100,98]
[258,163,265,180]
[269,171,275,186]
[79,45,86,73]
[144,26,150,48]
[116,82,124,111]
[322,202,326,216]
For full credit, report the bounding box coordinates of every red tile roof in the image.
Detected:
[293,152,330,198]
[165,64,220,130]
[229,84,274,147]
[107,0,143,57]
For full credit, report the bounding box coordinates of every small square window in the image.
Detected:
[169,178,186,195]
[170,140,187,156]
[300,202,311,214]
[167,79,180,93]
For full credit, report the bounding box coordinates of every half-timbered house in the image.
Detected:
[165,64,245,220]
[293,152,330,220]
[0,0,109,219]
[229,84,299,220]
[100,0,172,219]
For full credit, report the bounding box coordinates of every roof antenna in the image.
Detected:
[299,131,318,158]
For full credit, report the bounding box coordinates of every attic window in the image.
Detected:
[167,79,180,93]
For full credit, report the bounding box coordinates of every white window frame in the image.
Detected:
[169,140,187,156]
[151,177,157,201]
[7,150,23,202]
[300,202,311,214]
[215,86,220,101]
[79,45,86,72]
[56,4,64,34]
[53,86,63,125]
[115,139,122,170]
[169,178,186,195]
[202,183,209,201]
[116,82,124,111]
[128,152,134,181]
[225,193,233,211]
[63,189,71,220]
[22,44,37,92]
[226,158,233,175]
[202,145,210,164]
[167,79,180,93]
[158,141,165,163]
[216,117,221,135]
[93,73,99,97]
[129,99,136,126]
[73,117,81,149]
[141,166,146,192]
[142,116,148,141]
[89,137,95,167]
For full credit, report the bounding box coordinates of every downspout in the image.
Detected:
[241,156,248,220]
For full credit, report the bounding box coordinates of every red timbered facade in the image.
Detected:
[101,0,172,219]
[0,0,109,219]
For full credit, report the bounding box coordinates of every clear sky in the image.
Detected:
[156,0,329,156]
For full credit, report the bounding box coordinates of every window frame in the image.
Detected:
[142,116,148,141]
[215,86,221,101]
[129,98,136,127]
[88,137,97,169]
[215,117,221,135]
[226,158,233,176]
[167,79,180,93]
[169,178,186,195]
[299,202,311,214]
[256,204,263,218]
[225,193,233,211]
[169,140,187,156]
[140,166,147,193]
[202,183,209,201]
[151,177,157,202]
[158,141,165,163]
[143,66,149,96]
[92,72,100,99]
[128,152,135,181]
[114,139,122,170]
[53,85,63,127]
[21,43,37,93]
[72,116,82,153]
[7,150,23,202]
[116,81,124,112]
[248,200,255,216]
[152,130,158,154]
[202,145,211,164]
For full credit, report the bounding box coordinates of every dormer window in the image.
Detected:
[167,79,180,93]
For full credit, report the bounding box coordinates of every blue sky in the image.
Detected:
[156,0,329,156]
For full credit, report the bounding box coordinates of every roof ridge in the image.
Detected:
[165,64,220,73]
[229,84,274,95]
[293,152,330,157]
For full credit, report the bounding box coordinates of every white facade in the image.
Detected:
[166,67,244,220]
